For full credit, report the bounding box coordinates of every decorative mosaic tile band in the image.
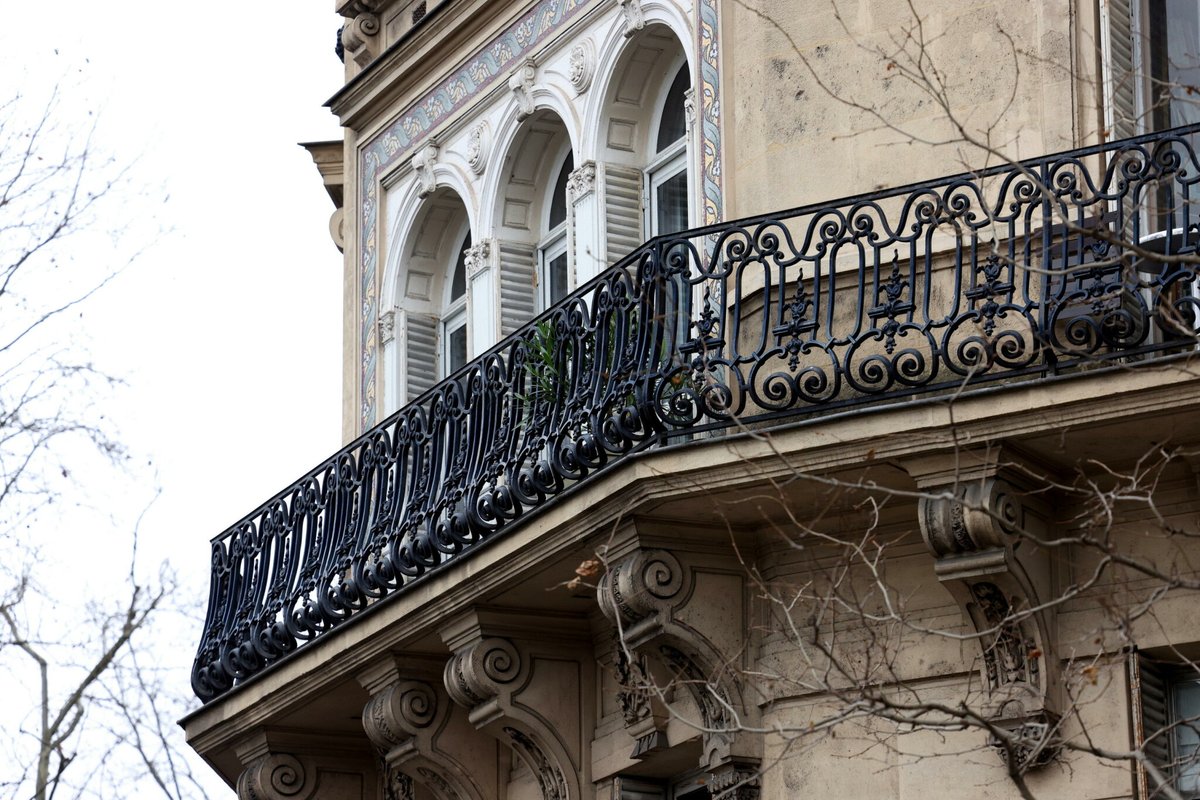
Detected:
[358,0,724,429]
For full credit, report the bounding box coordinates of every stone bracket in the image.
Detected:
[907,451,1061,770]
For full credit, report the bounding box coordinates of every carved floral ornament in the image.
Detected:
[618,0,644,37]
[466,122,488,175]
[567,39,594,94]
[464,240,492,279]
[566,161,596,202]
[413,143,439,198]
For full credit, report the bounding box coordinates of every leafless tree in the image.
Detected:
[0,90,205,800]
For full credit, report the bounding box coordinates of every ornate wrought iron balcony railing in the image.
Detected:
[192,125,1200,702]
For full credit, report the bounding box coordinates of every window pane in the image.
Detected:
[549,252,568,305]
[1177,678,1200,793]
[656,169,689,236]
[549,153,574,229]
[657,65,689,152]
[451,232,470,300]
[448,323,467,374]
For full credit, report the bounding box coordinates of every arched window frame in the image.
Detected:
[645,59,692,238]
[441,228,471,377]
[537,147,575,310]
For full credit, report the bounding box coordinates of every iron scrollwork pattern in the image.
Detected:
[193,125,1200,701]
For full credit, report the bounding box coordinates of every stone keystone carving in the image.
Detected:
[909,458,1062,771]
[618,0,644,37]
[508,60,537,121]
[466,123,488,175]
[413,144,439,198]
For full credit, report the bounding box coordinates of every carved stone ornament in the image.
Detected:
[464,240,492,279]
[444,636,521,712]
[508,59,537,120]
[413,143,439,198]
[504,727,570,800]
[237,753,313,800]
[383,766,415,800]
[618,0,644,37]
[466,123,488,175]
[596,549,684,636]
[913,469,1062,771]
[378,309,397,346]
[567,40,595,94]
[340,12,380,68]
[684,87,697,132]
[566,161,596,203]
[362,680,438,755]
[708,761,762,800]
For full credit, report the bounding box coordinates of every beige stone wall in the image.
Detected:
[719,0,1092,219]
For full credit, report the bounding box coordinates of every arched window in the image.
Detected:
[539,152,574,309]
[647,63,690,236]
[443,231,470,376]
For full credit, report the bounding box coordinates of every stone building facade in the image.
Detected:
[185,1,1200,799]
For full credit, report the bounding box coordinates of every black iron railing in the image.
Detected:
[192,126,1200,702]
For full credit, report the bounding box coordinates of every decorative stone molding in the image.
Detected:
[378,310,396,346]
[440,609,589,800]
[613,643,668,759]
[708,761,762,800]
[567,40,594,94]
[596,546,760,779]
[463,240,492,279]
[617,0,644,37]
[383,768,415,800]
[237,754,312,800]
[358,660,489,800]
[340,12,381,68]
[508,59,537,120]
[907,453,1061,771]
[684,87,697,132]
[566,161,596,203]
[412,143,439,198]
[466,123,488,175]
[233,732,374,800]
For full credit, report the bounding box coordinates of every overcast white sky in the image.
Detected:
[2,1,347,793]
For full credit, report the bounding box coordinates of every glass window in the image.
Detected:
[539,152,574,309]
[1148,0,1200,133]
[442,231,471,376]
[657,65,689,152]
[1175,674,1200,795]
[646,64,691,238]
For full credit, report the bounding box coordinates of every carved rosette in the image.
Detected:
[413,144,439,198]
[566,162,596,203]
[567,40,594,94]
[464,240,492,280]
[237,754,312,800]
[508,60,537,120]
[466,123,488,175]
[444,636,521,710]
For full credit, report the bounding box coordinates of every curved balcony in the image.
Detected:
[192,125,1200,702]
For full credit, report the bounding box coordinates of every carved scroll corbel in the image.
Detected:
[441,613,587,800]
[617,0,644,37]
[597,548,761,788]
[237,753,313,800]
[915,473,1061,769]
[412,144,439,198]
[340,12,381,68]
